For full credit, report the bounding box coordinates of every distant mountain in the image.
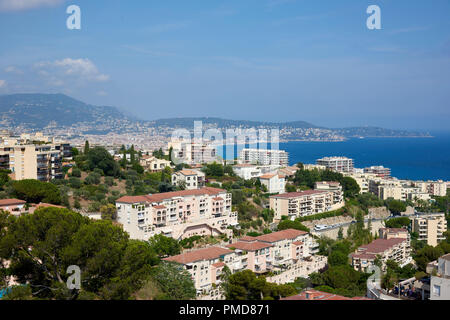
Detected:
[0,93,432,139]
[0,93,128,129]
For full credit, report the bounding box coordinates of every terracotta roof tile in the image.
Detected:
[227,241,273,251]
[256,229,307,243]
[0,199,26,206]
[163,246,233,264]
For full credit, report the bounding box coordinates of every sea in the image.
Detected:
[217,132,450,181]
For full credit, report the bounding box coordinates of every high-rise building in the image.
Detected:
[0,133,71,182]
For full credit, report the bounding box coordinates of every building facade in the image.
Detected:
[430,254,450,300]
[411,213,447,247]
[316,156,354,173]
[115,187,238,241]
[239,148,289,167]
[171,169,206,190]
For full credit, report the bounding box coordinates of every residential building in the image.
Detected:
[115,187,238,241]
[351,238,411,272]
[303,164,326,171]
[316,156,354,173]
[139,155,171,172]
[364,166,391,178]
[314,181,344,206]
[259,173,286,194]
[168,139,218,165]
[164,246,234,300]
[0,199,26,215]
[232,164,262,180]
[0,134,71,182]
[163,229,325,299]
[172,169,206,190]
[411,213,447,247]
[379,228,410,245]
[239,148,289,167]
[270,189,344,221]
[430,254,450,300]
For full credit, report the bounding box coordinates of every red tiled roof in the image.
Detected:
[0,199,26,206]
[239,235,257,242]
[256,229,307,243]
[212,197,224,201]
[35,203,65,209]
[116,187,226,204]
[153,205,166,209]
[270,190,328,199]
[292,241,304,246]
[380,228,408,233]
[281,290,372,301]
[212,262,226,268]
[163,246,233,264]
[227,241,273,251]
[259,173,276,179]
[354,238,406,255]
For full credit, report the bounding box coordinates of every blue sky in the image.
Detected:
[0,0,449,131]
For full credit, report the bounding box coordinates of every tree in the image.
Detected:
[150,261,196,300]
[100,204,117,221]
[277,220,309,233]
[341,177,360,198]
[203,162,224,177]
[328,251,348,266]
[0,207,158,300]
[224,270,296,300]
[148,234,181,258]
[71,167,82,177]
[385,217,410,229]
[337,227,344,240]
[10,179,61,204]
[86,147,120,177]
[387,199,407,216]
[84,140,90,155]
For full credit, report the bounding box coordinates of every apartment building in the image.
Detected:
[139,155,171,172]
[314,181,344,205]
[232,164,282,180]
[115,187,238,241]
[171,169,206,190]
[239,148,289,167]
[364,166,391,178]
[168,139,218,165]
[379,228,410,244]
[164,246,234,300]
[303,163,326,171]
[259,173,286,194]
[270,189,345,221]
[344,172,378,194]
[351,237,411,272]
[163,229,324,299]
[278,166,299,178]
[316,156,354,173]
[0,134,71,182]
[430,254,450,300]
[411,213,447,247]
[416,180,448,197]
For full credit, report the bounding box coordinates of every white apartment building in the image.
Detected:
[259,173,286,194]
[270,189,345,221]
[239,148,289,167]
[171,169,206,190]
[0,134,71,181]
[316,156,354,173]
[232,164,282,180]
[411,213,447,247]
[168,139,218,165]
[115,187,238,241]
[364,165,391,178]
[314,181,344,205]
[430,254,450,300]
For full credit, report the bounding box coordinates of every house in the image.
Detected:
[430,253,450,300]
[259,173,286,194]
[172,169,206,190]
[140,155,171,172]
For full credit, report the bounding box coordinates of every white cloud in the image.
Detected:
[34,58,110,82]
[4,66,23,74]
[0,0,63,12]
[0,80,6,88]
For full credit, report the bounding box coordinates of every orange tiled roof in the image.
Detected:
[256,229,307,243]
[282,290,372,301]
[116,187,226,204]
[0,199,26,206]
[270,190,328,199]
[163,246,233,264]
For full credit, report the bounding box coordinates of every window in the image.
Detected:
[433,285,441,297]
